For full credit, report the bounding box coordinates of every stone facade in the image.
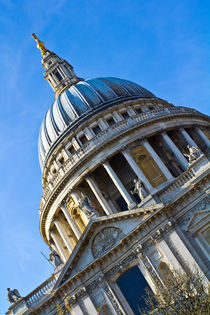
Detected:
[6,37,210,315]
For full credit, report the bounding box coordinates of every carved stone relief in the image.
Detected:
[105,252,137,280]
[91,227,125,259]
[87,276,123,315]
[180,197,210,230]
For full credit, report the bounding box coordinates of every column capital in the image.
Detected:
[120,144,130,153]
[100,158,109,166]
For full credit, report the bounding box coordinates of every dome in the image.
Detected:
[38,77,155,169]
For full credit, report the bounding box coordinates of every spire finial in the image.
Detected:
[32,33,48,56]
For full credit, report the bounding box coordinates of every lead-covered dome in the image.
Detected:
[38,77,155,169]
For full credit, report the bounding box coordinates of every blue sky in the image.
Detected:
[0,0,209,312]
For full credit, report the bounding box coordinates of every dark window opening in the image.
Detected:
[54,71,63,82]
[135,107,142,114]
[121,111,129,119]
[115,196,128,211]
[107,117,116,126]
[48,60,52,65]
[92,125,101,135]
[148,135,184,177]
[79,134,88,145]
[58,157,64,164]
[116,266,149,314]
[68,145,76,155]
[52,168,56,174]
[148,105,154,110]
[132,191,141,204]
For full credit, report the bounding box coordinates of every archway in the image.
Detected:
[116,265,149,314]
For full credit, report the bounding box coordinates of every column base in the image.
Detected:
[137,194,157,208]
[128,202,137,210]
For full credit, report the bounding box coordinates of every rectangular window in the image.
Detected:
[67,145,76,155]
[52,168,56,174]
[58,156,64,164]
[121,111,129,119]
[79,134,88,145]
[92,125,101,135]
[54,71,63,82]
[135,107,142,114]
[148,106,154,110]
[106,117,116,126]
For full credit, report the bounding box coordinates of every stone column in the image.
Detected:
[135,249,163,292]
[71,304,84,315]
[196,127,210,148]
[156,238,183,270]
[168,229,206,276]
[82,295,98,314]
[143,140,174,181]
[85,175,113,215]
[54,220,72,254]
[70,189,80,203]
[122,149,154,193]
[161,131,188,170]
[60,203,82,239]
[50,231,67,263]
[180,128,198,148]
[102,160,136,209]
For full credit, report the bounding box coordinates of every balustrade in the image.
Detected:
[26,275,56,307]
[157,168,196,202]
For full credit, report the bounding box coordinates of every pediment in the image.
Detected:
[186,209,210,233]
[54,204,162,289]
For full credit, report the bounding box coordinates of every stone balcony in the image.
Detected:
[6,275,56,315]
[156,154,210,202]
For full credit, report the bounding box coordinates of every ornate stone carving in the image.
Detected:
[138,254,163,287]
[184,145,201,162]
[180,197,210,229]
[75,287,87,299]
[91,227,125,258]
[104,284,123,315]
[105,252,137,279]
[87,275,123,314]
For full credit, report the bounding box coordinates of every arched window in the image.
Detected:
[116,266,149,314]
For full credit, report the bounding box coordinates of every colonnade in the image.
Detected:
[49,127,209,262]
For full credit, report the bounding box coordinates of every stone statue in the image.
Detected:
[49,249,63,267]
[131,178,148,201]
[184,145,200,162]
[7,288,22,304]
[79,192,96,217]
